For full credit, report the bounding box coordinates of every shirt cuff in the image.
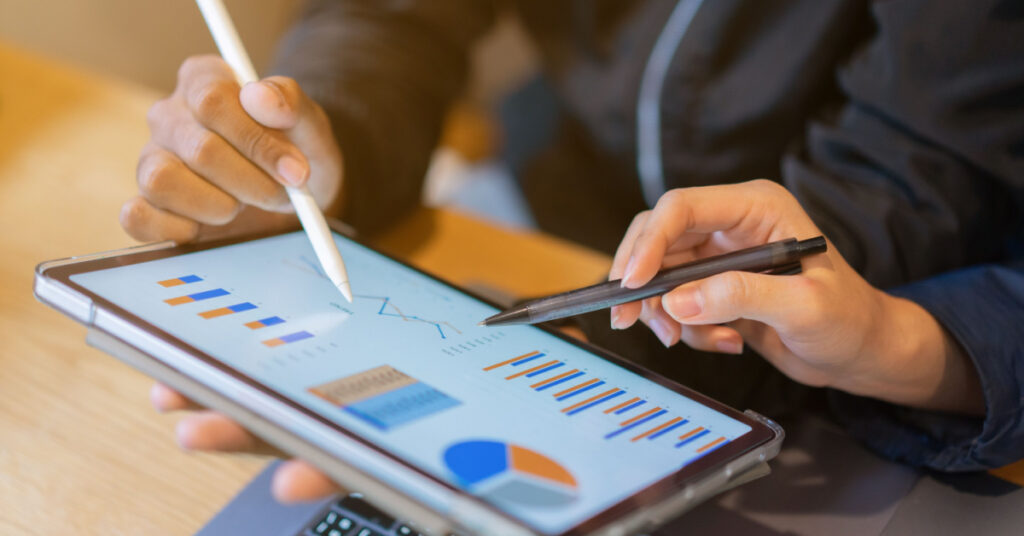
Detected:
[830,264,1024,471]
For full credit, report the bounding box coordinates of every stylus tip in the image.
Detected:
[336,281,353,303]
[477,321,486,326]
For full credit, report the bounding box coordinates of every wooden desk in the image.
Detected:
[1,42,1020,536]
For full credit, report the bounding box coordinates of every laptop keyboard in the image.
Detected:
[302,495,423,536]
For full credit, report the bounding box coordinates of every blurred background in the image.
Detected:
[0,0,539,227]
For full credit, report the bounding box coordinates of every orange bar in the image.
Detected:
[552,378,600,398]
[631,416,683,442]
[677,426,705,441]
[697,437,727,453]
[505,360,559,380]
[262,338,285,348]
[199,307,233,319]
[620,407,662,427]
[483,351,540,371]
[164,295,194,306]
[562,388,620,413]
[529,369,579,389]
[158,278,185,287]
[604,396,641,414]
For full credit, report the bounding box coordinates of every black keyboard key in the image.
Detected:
[338,496,396,529]
[354,528,383,536]
[396,524,422,536]
[311,519,331,535]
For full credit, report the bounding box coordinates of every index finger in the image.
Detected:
[621,180,807,288]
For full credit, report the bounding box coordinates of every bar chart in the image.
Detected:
[157,274,315,351]
[484,351,731,459]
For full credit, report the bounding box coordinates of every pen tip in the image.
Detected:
[477,321,486,326]
[336,281,353,303]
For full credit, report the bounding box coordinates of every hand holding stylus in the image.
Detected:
[609,180,982,415]
[120,8,350,298]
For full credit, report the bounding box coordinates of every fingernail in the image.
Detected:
[715,338,743,355]
[277,155,308,186]
[610,309,621,330]
[621,256,637,287]
[667,287,702,319]
[648,317,675,348]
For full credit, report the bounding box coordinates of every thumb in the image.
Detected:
[661,270,816,329]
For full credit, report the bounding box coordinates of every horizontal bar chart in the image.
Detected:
[199,302,257,319]
[262,330,314,347]
[245,316,285,329]
[164,288,229,305]
[158,274,202,287]
[482,351,731,453]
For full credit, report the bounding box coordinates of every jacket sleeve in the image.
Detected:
[269,0,497,234]
[781,0,1024,470]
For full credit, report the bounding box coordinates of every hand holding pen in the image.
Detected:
[121,1,352,300]
[596,181,979,416]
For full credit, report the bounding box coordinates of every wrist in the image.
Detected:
[832,292,983,415]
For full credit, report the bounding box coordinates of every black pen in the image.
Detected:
[480,236,827,326]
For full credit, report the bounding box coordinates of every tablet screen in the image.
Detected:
[70,232,753,534]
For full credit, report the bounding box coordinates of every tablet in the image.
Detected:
[35,224,782,536]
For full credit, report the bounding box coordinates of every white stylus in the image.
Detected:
[195,0,353,302]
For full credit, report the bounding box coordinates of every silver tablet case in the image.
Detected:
[34,243,784,536]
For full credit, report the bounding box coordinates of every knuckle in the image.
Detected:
[241,128,281,163]
[716,271,752,309]
[185,130,221,168]
[146,99,171,130]
[192,80,236,121]
[139,155,179,196]
[178,55,220,83]
[211,197,241,225]
[119,197,148,234]
[658,188,687,210]
[749,178,791,201]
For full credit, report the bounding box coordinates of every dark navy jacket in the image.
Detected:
[273,0,1024,471]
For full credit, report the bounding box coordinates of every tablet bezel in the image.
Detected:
[40,225,777,536]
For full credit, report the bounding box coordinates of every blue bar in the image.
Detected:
[675,429,711,448]
[189,288,229,301]
[648,419,688,440]
[525,362,564,378]
[280,331,314,343]
[565,390,626,416]
[258,316,285,327]
[555,381,605,401]
[534,371,584,391]
[604,409,668,439]
[179,274,202,283]
[614,399,647,415]
[511,352,546,366]
[228,302,257,313]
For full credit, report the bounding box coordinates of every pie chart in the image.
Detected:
[443,440,578,507]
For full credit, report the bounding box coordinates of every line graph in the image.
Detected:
[288,255,462,339]
[359,294,462,339]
